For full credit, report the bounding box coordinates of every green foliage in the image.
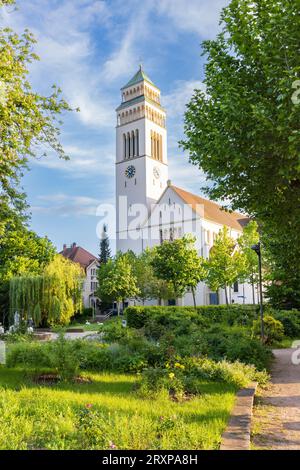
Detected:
[126,305,259,329]
[140,357,268,398]
[9,255,84,326]
[129,248,175,304]
[0,224,56,325]
[97,253,139,314]
[150,235,207,303]
[206,226,246,305]
[0,5,71,217]
[99,224,111,264]
[182,357,269,388]
[272,310,300,338]
[252,315,284,344]
[72,307,93,323]
[180,0,300,308]
[125,305,277,370]
[101,318,131,343]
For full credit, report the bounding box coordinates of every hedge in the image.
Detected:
[125,305,259,329]
[126,305,300,336]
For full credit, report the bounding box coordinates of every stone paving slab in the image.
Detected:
[220,382,257,450]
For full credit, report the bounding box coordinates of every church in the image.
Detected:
[115,66,255,306]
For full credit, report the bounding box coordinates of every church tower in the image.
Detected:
[115,66,168,252]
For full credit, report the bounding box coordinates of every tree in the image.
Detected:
[9,255,84,326]
[206,227,246,305]
[151,235,207,307]
[0,0,71,224]
[99,224,111,264]
[97,253,139,315]
[129,248,175,305]
[237,220,260,304]
[0,220,56,325]
[181,0,300,307]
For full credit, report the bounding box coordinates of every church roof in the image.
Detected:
[171,185,249,231]
[60,243,98,271]
[121,66,157,90]
[116,94,165,112]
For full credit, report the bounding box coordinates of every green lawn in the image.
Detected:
[0,367,236,450]
[66,322,102,332]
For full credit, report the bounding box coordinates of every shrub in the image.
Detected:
[183,357,269,388]
[272,310,300,338]
[6,342,51,369]
[252,315,284,344]
[139,367,185,399]
[126,305,259,329]
[101,318,132,343]
[72,307,93,323]
[49,333,80,381]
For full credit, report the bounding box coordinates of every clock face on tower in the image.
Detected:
[153,166,160,179]
[125,165,136,179]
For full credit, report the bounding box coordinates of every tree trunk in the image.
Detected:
[192,287,197,310]
[251,273,256,305]
[224,286,229,306]
[117,301,121,317]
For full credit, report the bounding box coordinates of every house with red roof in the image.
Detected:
[60,243,99,313]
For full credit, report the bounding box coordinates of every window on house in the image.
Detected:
[233,281,239,293]
[159,229,163,245]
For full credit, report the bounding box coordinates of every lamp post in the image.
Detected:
[251,242,264,342]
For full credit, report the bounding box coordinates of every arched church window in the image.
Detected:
[135,129,139,156]
[123,134,126,159]
[159,135,163,161]
[151,130,153,158]
[127,132,131,158]
[131,130,135,156]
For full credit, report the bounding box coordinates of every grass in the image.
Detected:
[271,337,299,349]
[66,322,102,332]
[0,366,236,450]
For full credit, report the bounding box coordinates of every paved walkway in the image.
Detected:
[35,331,98,341]
[252,348,300,450]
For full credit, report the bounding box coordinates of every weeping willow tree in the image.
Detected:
[9,255,84,326]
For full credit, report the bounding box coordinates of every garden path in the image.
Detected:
[252,348,300,449]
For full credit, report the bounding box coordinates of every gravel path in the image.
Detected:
[252,348,300,450]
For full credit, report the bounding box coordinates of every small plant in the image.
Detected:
[77,404,113,449]
[252,315,284,344]
[50,333,80,381]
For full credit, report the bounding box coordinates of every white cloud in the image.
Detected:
[31,193,103,217]
[33,143,115,178]
[155,0,229,38]
[163,79,205,117]
[101,0,153,82]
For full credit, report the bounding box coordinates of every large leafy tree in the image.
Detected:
[151,235,207,307]
[97,253,139,315]
[0,0,71,226]
[206,227,246,305]
[0,216,56,325]
[181,0,300,307]
[128,248,175,305]
[10,255,84,326]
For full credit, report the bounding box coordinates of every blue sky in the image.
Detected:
[2,0,229,255]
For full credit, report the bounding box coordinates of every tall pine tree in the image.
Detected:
[99,224,111,264]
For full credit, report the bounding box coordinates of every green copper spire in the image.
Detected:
[121,65,157,90]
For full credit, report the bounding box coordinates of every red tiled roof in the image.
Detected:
[171,185,249,231]
[60,244,98,270]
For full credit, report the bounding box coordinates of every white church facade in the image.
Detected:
[115,66,256,306]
